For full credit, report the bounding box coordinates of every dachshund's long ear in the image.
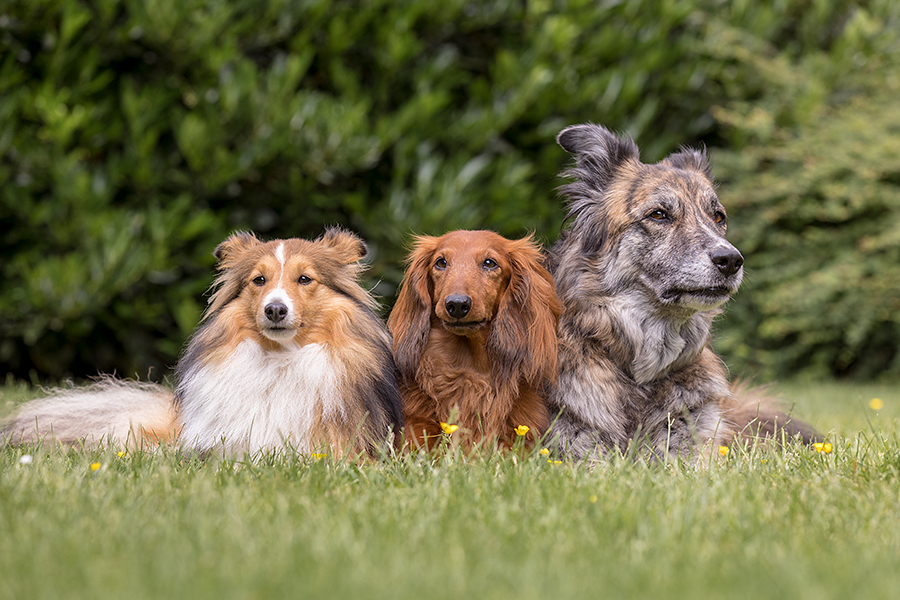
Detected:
[387,235,438,384]
[487,236,562,385]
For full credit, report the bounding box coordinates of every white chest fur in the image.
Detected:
[178,340,344,455]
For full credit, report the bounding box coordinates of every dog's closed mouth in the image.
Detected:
[262,325,296,339]
[662,287,733,301]
[442,319,487,332]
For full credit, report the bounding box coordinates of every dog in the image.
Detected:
[388,230,562,449]
[545,123,817,462]
[2,228,404,458]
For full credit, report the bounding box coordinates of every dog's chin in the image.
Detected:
[261,326,298,343]
[441,319,487,336]
[659,287,735,312]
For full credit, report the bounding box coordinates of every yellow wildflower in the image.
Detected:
[90,462,101,471]
[311,453,328,460]
[547,459,562,465]
[813,442,833,454]
[514,425,530,436]
[117,451,126,457]
[539,448,550,456]
[440,422,459,435]
[589,494,598,503]
[718,446,729,457]
[869,398,884,411]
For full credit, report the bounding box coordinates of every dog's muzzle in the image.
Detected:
[709,247,744,278]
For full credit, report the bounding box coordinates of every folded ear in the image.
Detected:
[556,124,641,257]
[319,227,368,265]
[660,146,712,180]
[487,235,562,386]
[205,232,262,320]
[213,231,261,266]
[387,235,438,384]
[557,123,640,187]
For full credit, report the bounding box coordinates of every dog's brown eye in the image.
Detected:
[252,275,266,286]
[434,257,447,270]
[648,209,669,221]
[714,211,727,224]
[298,275,312,285]
[483,258,498,270]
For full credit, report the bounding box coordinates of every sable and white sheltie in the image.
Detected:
[2,228,404,458]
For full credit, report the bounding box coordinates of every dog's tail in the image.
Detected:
[722,382,820,445]
[2,377,178,449]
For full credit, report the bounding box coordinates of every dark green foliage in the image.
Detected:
[710,2,900,379]
[0,0,896,381]
[715,91,900,379]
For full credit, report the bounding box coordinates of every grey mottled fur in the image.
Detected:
[546,123,807,463]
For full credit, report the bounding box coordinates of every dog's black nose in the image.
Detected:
[710,247,744,277]
[445,294,472,318]
[264,302,289,323]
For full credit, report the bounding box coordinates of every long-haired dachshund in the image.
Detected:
[388,230,562,449]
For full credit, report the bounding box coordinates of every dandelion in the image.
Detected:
[514,425,530,436]
[869,398,884,411]
[813,442,833,454]
[539,448,550,456]
[90,462,101,471]
[718,446,729,457]
[19,454,33,465]
[440,422,459,435]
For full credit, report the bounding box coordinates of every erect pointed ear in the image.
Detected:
[319,227,368,265]
[213,231,261,266]
[487,235,562,386]
[661,146,712,179]
[387,235,438,384]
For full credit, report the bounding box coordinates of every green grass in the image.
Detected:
[2,380,899,600]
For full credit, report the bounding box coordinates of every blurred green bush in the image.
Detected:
[710,1,900,379]
[0,0,897,381]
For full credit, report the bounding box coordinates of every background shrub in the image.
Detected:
[710,3,900,379]
[1,0,897,382]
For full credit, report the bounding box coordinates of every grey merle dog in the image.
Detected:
[545,123,816,462]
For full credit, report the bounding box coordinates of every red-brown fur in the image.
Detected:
[388,230,562,449]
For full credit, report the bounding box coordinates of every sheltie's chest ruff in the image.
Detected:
[177,340,345,454]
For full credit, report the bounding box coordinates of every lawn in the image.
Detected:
[1,379,898,600]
